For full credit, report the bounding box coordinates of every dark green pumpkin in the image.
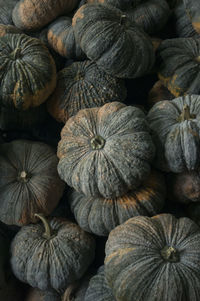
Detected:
[0,33,56,110]
[105,214,200,301]
[183,0,200,34]
[47,61,127,123]
[0,24,21,37]
[72,3,155,78]
[11,215,95,292]
[86,0,132,10]
[0,0,18,25]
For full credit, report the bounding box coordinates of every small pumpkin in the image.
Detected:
[57,102,155,198]
[0,140,65,226]
[72,3,155,78]
[69,170,165,236]
[105,214,200,301]
[25,287,60,301]
[11,214,96,292]
[148,80,174,108]
[0,33,56,110]
[47,61,127,123]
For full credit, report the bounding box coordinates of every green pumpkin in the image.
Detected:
[183,0,200,34]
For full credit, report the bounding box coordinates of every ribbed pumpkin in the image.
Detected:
[183,0,200,34]
[72,3,155,78]
[11,215,96,292]
[57,102,155,198]
[105,214,200,301]
[69,170,165,236]
[47,61,127,123]
[86,0,132,10]
[0,0,18,25]
[158,38,200,97]
[0,140,65,226]
[148,95,200,173]
[0,33,56,110]
[47,17,85,60]
[12,0,79,31]
[148,80,174,108]
[0,24,21,37]
[25,288,60,301]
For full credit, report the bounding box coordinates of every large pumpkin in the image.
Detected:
[0,33,56,110]
[47,61,127,123]
[0,140,65,226]
[57,102,155,198]
[72,3,155,78]
[105,214,200,301]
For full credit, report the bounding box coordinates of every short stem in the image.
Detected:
[161,246,179,263]
[34,213,52,240]
[11,48,21,59]
[90,135,105,150]
[120,14,126,25]
[178,104,195,122]
[62,282,79,301]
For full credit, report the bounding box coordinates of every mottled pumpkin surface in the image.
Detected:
[158,38,200,97]
[0,0,18,25]
[57,102,155,198]
[0,33,56,110]
[105,214,200,301]
[86,0,132,10]
[47,61,127,123]
[11,217,95,292]
[183,0,200,34]
[12,0,79,31]
[72,3,155,78]
[0,140,65,226]
[0,24,21,37]
[25,287,60,301]
[148,95,200,173]
[69,170,165,236]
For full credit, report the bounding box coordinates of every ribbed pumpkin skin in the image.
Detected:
[0,33,56,110]
[12,0,79,31]
[0,24,21,37]
[86,0,132,10]
[11,217,96,292]
[69,170,166,236]
[47,61,127,123]
[47,17,85,60]
[72,4,155,78]
[57,102,155,198]
[0,140,65,226]
[183,0,200,34]
[0,0,18,25]
[148,95,200,173]
[25,288,60,301]
[105,214,200,301]
[158,38,200,97]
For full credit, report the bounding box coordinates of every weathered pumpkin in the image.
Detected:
[0,24,21,37]
[0,140,65,226]
[47,61,127,123]
[183,0,200,34]
[72,3,155,78]
[86,0,132,10]
[148,80,174,108]
[69,170,166,236]
[147,95,200,173]
[57,102,155,198]
[12,0,79,31]
[25,287,60,301]
[0,0,18,25]
[105,214,200,301]
[11,215,96,292]
[0,33,56,110]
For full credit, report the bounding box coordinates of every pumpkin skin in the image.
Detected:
[158,38,200,97]
[86,0,132,10]
[105,214,200,301]
[57,102,155,198]
[0,140,65,226]
[72,4,155,78]
[0,33,56,110]
[183,0,200,34]
[69,170,166,236]
[12,0,79,31]
[0,0,18,25]
[25,288,60,301]
[148,80,174,108]
[11,216,96,292]
[148,95,200,173]
[47,61,127,123]
[0,24,21,37]
[47,17,86,60]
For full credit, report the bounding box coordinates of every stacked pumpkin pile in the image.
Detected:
[1,0,200,300]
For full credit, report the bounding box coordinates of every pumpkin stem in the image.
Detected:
[196,56,200,63]
[11,48,21,60]
[90,135,105,150]
[62,282,79,301]
[161,246,180,263]
[120,14,127,25]
[178,104,196,122]
[18,170,29,183]
[34,213,52,240]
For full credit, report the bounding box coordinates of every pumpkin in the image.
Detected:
[47,17,86,60]
[0,33,56,110]
[12,0,79,31]
[0,24,21,37]
[11,214,96,292]
[183,0,200,34]
[86,0,132,10]
[57,102,155,198]
[47,61,127,123]
[147,95,200,173]
[148,80,174,108]
[105,213,200,301]
[0,0,18,25]
[72,4,155,78]
[0,139,65,226]
[69,169,166,236]
[25,287,60,301]
[158,37,200,97]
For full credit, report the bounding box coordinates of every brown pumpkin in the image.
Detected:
[25,287,60,301]
[0,24,21,37]
[147,80,174,108]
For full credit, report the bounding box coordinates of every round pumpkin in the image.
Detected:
[25,288,60,301]
[0,139,65,226]
[69,169,166,236]
[0,24,21,37]
[105,214,200,301]
[0,33,56,110]
[72,3,155,78]
[57,102,155,198]
[148,80,174,108]
[47,61,127,123]
[0,0,18,25]
[11,215,96,292]
[147,94,200,173]
[183,0,200,34]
